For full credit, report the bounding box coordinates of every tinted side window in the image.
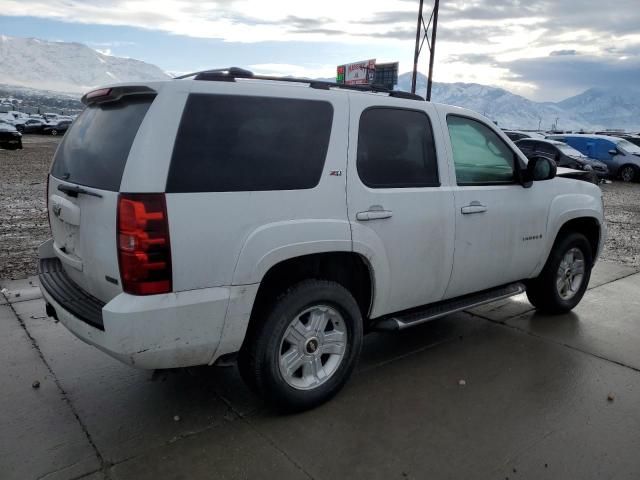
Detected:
[538,143,557,156]
[357,108,439,188]
[51,96,154,191]
[167,94,333,192]
[516,140,534,154]
[447,115,515,185]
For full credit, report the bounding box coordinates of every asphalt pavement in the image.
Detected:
[1,260,639,480]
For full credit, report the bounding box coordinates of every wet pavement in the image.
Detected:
[1,261,640,480]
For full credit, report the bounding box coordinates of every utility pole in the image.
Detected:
[411,0,440,101]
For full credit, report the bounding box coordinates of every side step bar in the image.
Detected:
[374,282,526,331]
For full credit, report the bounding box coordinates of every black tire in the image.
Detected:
[526,232,593,314]
[50,129,58,136]
[238,280,363,412]
[619,165,637,183]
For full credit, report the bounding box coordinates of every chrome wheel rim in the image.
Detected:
[278,305,347,390]
[621,167,634,182]
[556,247,585,300]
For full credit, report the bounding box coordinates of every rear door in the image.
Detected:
[347,96,455,317]
[47,91,156,302]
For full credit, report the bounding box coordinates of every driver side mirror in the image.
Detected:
[522,156,557,187]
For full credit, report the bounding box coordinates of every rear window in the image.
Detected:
[167,94,333,193]
[51,96,154,191]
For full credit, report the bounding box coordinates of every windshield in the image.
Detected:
[617,139,640,154]
[557,144,586,157]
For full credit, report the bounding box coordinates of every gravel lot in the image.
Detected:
[1,136,639,280]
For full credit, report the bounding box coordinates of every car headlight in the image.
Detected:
[583,164,593,171]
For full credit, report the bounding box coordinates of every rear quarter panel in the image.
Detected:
[161,82,351,290]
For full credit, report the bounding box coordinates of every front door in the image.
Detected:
[442,113,550,299]
[347,97,455,317]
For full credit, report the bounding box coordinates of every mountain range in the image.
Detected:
[0,34,638,131]
[0,35,169,94]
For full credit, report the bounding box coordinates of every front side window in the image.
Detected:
[357,108,439,188]
[168,94,333,192]
[447,115,515,185]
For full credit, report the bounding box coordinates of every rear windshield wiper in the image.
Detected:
[57,184,103,198]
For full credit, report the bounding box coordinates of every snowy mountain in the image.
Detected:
[397,73,598,131]
[0,35,169,94]
[558,87,640,131]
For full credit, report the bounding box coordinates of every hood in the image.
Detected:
[0,123,18,133]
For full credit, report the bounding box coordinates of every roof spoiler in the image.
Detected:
[81,86,157,105]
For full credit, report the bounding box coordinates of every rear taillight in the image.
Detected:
[117,193,172,295]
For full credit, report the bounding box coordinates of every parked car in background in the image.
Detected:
[516,138,609,179]
[19,118,46,134]
[43,119,72,136]
[547,134,640,182]
[503,130,545,142]
[0,120,23,150]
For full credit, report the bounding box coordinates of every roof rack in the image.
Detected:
[174,67,424,101]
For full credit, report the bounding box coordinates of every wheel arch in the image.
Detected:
[538,215,602,279]
[247,251,374,324]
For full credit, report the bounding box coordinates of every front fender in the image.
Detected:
[232,219,352,285]
[534,191,604,277]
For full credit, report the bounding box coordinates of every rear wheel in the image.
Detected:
[526,232,593,314]
[239,280,363,412]
[619,165,637,182]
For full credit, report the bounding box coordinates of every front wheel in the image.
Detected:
[239,280,363,412]
[619,165,637,183]
[50,129,58,136]
[526,232,593,314]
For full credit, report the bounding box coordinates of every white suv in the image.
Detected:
[39,68,605,411]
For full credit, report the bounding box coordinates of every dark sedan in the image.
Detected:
[0,121,23,150]
[516,138,609,179]
[42,119,72,136]
[18,118,47,134]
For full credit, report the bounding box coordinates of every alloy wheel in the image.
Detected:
[278,305,347,390]
[556,247,585,300]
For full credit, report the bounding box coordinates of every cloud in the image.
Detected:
[1,0,639,101]
[549,49,578,56]
[504,54,640,101]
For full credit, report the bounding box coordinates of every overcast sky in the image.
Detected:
[1,0,639,101]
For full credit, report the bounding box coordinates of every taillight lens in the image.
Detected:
[117,193,172,295]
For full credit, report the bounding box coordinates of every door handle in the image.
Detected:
[461,201,488,215]
[356,206,393,221]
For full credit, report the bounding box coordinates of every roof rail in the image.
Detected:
[174,67,424,101]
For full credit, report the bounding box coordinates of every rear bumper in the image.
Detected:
[38,242,259,369]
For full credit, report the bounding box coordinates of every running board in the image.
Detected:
[373,282,526,331]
